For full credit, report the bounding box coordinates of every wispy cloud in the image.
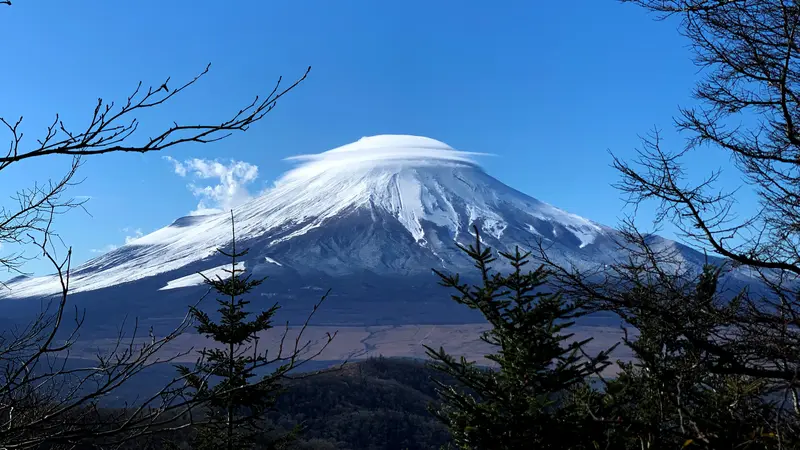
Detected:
[90,227,145,255]
[164,156,259,215]
[122,227,143,244]
[279,135,494,184]
[90,244,118,254]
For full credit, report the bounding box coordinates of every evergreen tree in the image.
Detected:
[600,265,795,449]
[424,226,616,449]
[176,212,332,450]
[534,1,800,446]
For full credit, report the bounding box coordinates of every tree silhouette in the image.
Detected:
[177,212,335,450]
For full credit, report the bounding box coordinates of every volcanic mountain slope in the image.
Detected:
[0,135,742,326]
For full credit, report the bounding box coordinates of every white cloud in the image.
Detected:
[90,244,118,254]
[164,156,187,177]
[90,227,145,255]
[123,228,143,244]
[279,135,493,185]
[164,157,258,215]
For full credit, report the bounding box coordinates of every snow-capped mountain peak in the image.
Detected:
[242,134,605,244]
[3,135,617,299]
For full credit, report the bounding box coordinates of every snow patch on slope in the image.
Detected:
[158,262,245,291]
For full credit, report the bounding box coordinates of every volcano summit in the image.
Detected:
[1,135,617,297]
[0,135,732,330]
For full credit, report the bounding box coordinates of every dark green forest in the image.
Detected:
[132,357,454,450]
[254,357,453,449]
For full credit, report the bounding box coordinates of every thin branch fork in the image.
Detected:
[0,65,310,169]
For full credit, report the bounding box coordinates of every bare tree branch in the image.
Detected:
[0,65,310,167]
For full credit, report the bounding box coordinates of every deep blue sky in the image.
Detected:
[0,0,753,275]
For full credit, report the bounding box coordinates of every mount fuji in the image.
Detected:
[0,135,747,334]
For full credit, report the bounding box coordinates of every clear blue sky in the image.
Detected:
[0,0,754,275]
